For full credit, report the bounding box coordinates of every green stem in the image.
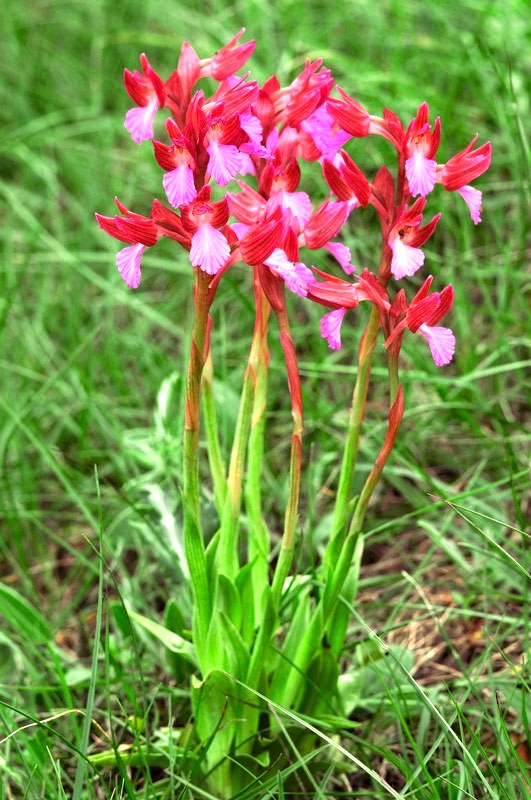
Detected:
[387,351,400,405]
[201,351,227,516]
[322,304,381,575]
[271,304,303,607]
[218,275,269,580]
[245,273,271,621]
[322,356,403,662]
[183,269,214,663]
[277,251,400,704]
[348,358,403,535]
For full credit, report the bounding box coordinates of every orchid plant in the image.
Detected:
[96,30,491,794]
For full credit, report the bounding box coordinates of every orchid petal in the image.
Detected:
[237,152,257,176]
[190,224,230,275]
[389,238,425,280]
[163,164,197,208]
[239,112,263,145]
[405,152,437,197]
[458,185,482,224]
[206,142,243,185]
[324,241,356,274]
[419,323,455,366]
[263,248,291,270]
[281,191,312,228]
[264,248,313,296]
[277,261,314,297]
[124,99,158,143]
[116,243,145,288]
[301,105,351,158]
[230,222,250,239]
[320,308,347,350]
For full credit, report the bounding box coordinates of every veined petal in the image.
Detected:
[116,243,145,288]
[230,222,249,238]
[281,191,312,228]
[458,185,482,224]
[206,142,243,185]
[320,308,347,350]
[124,99,158,143]
[419,323,455,367]
[277,261,314,297]
[239,112,263,145]
[301,105,350,158]
[324,241,356,274]
[263,248,291,270]
[405,152,437,197]
[264,248,313,296]
[190,224,230,275]
[238,152,257,176]
[163,164,197,208]
[389,238,425,280]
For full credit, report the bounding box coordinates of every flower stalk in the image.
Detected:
[218,269,271,580]
[201,351,228,515]
[322,304,380,576]
[182,267,214,664]
[245,270,271,622]
[271,302,304,606]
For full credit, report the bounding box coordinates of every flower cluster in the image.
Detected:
[96,30,491,367]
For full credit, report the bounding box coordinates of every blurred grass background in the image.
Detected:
[1,0,529,797]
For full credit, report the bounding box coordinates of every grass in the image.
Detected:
[1,0,530,796]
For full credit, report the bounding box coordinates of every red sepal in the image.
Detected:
[239,213,283,265]
[304,201,348,250]
[208,29,255,81]
[259,265,285,312]
[281,226,299,262]
[150,199,191,248]
[153,139,178,171]
[406,295,440,332]
[326,87,370,137]
[339,151,371,206]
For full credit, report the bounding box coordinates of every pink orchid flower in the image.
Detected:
[387,198,440,280]
[385,276,455,366]
[437,136,492,223]
[124,54,166,143]
[403,103,441,197]
[95,198,159,287]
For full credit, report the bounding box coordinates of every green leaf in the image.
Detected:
[165,599,192,682]
[218,574,242,630]
[88,744,171,769]
[128,609,197,667]
[0,583,52,644]
[269,587,314,705]
[235,559,257,645]
[219,611,250,679]
[191,670,240,779]
[339,644,417,716]
[299,648,340,717]
[0,630,24,680]
[246,585,277,689]
[326,534,364,656]
[111,602,134,638]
